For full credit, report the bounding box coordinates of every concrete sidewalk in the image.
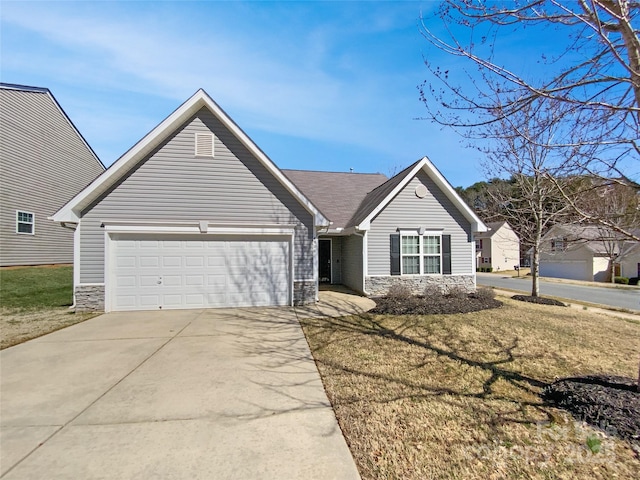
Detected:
[1,291,372,479]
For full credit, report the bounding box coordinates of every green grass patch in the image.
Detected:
[0,265,73,310]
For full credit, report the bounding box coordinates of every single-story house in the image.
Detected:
[539,224,640,282]
[474,221,520,271]
[52,89,487,312]
[0,83,105,266]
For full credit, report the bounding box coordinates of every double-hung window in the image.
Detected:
[16,211,34,235]
[400,231,442,275]
[423,235,441,274]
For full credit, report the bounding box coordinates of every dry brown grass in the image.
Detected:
[0,308,98,349]
[301,296,640,480]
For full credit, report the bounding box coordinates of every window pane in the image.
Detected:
[401,236,419,255]
[402,256,419,274]
[18,222,33,234]
[424,256,441,274]
[423,235,440,255]
[17,212,33,223]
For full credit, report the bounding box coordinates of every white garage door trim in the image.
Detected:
[104,224,295,312]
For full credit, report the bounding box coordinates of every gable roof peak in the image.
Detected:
[51,89,328,227]
[349,156,487,232]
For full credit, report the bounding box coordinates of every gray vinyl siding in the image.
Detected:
[0,88,104,266]
[368,171,473,275]
[341,234,363,292]
[79,107,314,283]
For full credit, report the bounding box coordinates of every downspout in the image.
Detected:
[60,222,79,309]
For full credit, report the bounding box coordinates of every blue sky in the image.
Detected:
[1,1,538,187]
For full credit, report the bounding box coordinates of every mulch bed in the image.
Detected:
[542,375,640,445]
[512,295,566,307]
[370,292,503,315]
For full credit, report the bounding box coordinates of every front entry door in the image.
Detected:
[319,239,331,283]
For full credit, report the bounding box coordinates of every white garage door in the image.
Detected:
[540,261,588,281]
[109,234,291,311]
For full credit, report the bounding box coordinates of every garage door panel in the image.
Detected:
[540,261,588,281]
[110,235,291,311]
[185,256,205,267]
[139,295,160,307]
[117,256,136,268]
[162,295,183,307]
[162,256,182,268]
[116,276,136,287]
[163,275,182,286]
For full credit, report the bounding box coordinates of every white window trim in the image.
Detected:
[399,230,442,276]
[16,210,35,235]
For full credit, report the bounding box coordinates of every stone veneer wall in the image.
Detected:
[365,275,475,296]
[75,284,105,312]
[293,280,316,306]
[75,282,315,311]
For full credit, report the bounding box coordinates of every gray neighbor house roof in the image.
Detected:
[550,224,640,256]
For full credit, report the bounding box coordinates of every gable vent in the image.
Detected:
[195,132,214,157]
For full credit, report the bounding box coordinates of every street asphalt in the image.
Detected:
[477,272,640,312]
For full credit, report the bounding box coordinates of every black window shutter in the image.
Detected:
[442,235,452,275]
[390,233,400,275]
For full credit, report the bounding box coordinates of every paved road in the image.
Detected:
[477,273,640,312]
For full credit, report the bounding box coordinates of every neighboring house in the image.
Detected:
[619,242,640,280]
[474,221,520,271]
[0,83,105,266]
[538,224,640,282]
[52,89,486,312]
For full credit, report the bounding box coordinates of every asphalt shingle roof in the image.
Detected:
[282,169,388,229]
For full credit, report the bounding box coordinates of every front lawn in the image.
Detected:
[1,264,73,309]
[301,297,640,479]
[0,265,96,349]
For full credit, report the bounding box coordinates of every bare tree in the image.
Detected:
[418,0,639,208]
[476,99,579,296]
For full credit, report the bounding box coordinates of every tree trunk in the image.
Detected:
[611,260,616,284]
[531,244,540,297]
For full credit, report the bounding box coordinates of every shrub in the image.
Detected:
[472,287,495,301]
[446,286,467,299]
[614,276,629,285]
[488,267,493,272]
[387,283,413,299]
[628,277,639,286]
[423,284,443,298]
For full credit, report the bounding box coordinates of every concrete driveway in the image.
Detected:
[1,293,372,479]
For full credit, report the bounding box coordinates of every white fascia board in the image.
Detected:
[51,89,330,228]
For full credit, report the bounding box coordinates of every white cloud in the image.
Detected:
[1,2,424,153]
